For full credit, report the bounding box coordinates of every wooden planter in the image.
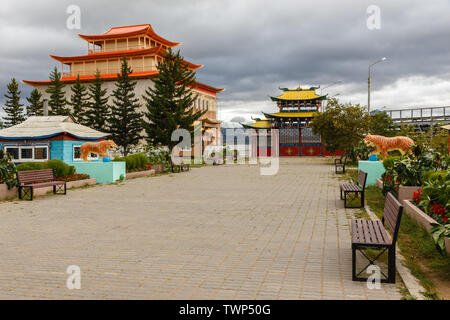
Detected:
[0,178,96,201]
[126,169,155,179]
[403,200,450,254]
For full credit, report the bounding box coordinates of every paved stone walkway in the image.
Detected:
[0,158,402,299]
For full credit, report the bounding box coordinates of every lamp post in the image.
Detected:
[368,57,386,114]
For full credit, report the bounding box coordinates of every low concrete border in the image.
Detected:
[0,178,96,201]
[403,200,450,254]
[364,203,427,300]
[126,169,155,180]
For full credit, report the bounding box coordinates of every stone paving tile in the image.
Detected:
[0,158,402,299]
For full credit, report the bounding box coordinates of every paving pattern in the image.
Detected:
[0,158,402,299]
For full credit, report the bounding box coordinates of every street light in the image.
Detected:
[368,57,387,114]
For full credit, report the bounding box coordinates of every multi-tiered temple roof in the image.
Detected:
[23,24,223,94]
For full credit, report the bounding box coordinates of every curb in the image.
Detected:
[364,202,426,300]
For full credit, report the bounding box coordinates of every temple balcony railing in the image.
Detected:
[88,44,164,54]
[62,65,157,78]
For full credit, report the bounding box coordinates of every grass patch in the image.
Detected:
[365,185,450,299]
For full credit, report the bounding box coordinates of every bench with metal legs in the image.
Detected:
[351,192,403,283]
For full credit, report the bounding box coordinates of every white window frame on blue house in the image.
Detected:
[73,145,99,161]
[3,144,49,163]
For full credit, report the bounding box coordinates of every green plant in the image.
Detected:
[146,143,171,169]
[45,159,75,178]
[113,152,150,172]
[0,150,17,189]
[16,162,47,171]
[430,224,450,254]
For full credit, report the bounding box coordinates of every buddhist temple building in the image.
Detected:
[243,86,339,156]
[23,24,224,145]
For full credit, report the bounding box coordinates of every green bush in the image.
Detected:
[17,160,75,179]
[422,170,449,184]
[113,153,149,172]
[16,162,46,171]
[46,159,75,178]
[382,156,401,170]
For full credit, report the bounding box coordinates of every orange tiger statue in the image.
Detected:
[363,134,414,160]
[80,140,118,162]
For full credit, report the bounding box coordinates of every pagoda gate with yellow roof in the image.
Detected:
[243,86,332,156]
[23,24,224,145]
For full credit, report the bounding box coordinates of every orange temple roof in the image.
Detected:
[78,24,180,47]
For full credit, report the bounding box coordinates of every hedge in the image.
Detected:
[16,159,75,179]
[113,153,150,172]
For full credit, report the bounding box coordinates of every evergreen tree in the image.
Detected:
[142,48,205,155]
[26,88,44,117]
[109,57,142,156]
[46,67,69,115]
[69,75,89,124]
[3,78,25,127]
[85,71,110,130]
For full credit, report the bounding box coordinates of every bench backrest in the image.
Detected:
[17,169,55,185]
[382,192,403,244]
[356,170,367,190]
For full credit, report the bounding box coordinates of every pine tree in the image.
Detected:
[85,71,110,130]
[69,75,89,124]
[142,48,205,154]
[46,67,69,115]
[3,78,25,127]
[26,88,44,117]
[109,57,142,156]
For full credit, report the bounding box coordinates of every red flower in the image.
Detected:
[387,176,391,181]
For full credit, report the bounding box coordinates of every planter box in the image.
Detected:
[0,184,18,201]
[376,178,383,190]
[68,162,126,184]
[126,169,155,179]
[0,178,96,201]
[397,185,420,203]
[403,200,450,254]
[152,164,165,174]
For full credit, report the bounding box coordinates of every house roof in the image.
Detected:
[78,24,180,47]
[0,116,110,140]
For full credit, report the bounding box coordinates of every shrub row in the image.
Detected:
[16,159,76,179]
[113,153,150,172]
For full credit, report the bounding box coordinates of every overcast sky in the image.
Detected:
[1,0,450,121]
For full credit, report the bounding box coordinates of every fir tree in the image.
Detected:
[109,57,142,156]
[142,48,205,154]
[3,78,25,127]
[26,88,44,117]
[69,75,89,124]
[46,67,69,115]
[85,71,110,130]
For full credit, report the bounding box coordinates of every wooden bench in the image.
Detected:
[340,170,367,208]
[171,163,190,173]
[351,192,403,283]
[17,169,66,201]
[334,154,347,173]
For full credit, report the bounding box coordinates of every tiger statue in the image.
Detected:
[80,140,117,162]
[363,134,414,160]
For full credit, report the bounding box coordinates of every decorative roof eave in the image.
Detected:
[270,95,327,101]
[192,81,225,94]
[263,112,318,118]
[240,120,271,129]
[49,47,166,63]
[78,24,180,47]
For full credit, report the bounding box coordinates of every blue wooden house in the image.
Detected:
[0,116,110,164]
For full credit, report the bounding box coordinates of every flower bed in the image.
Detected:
[127,164,152,173]
[126,169,155,180]
[404,200,450,255]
